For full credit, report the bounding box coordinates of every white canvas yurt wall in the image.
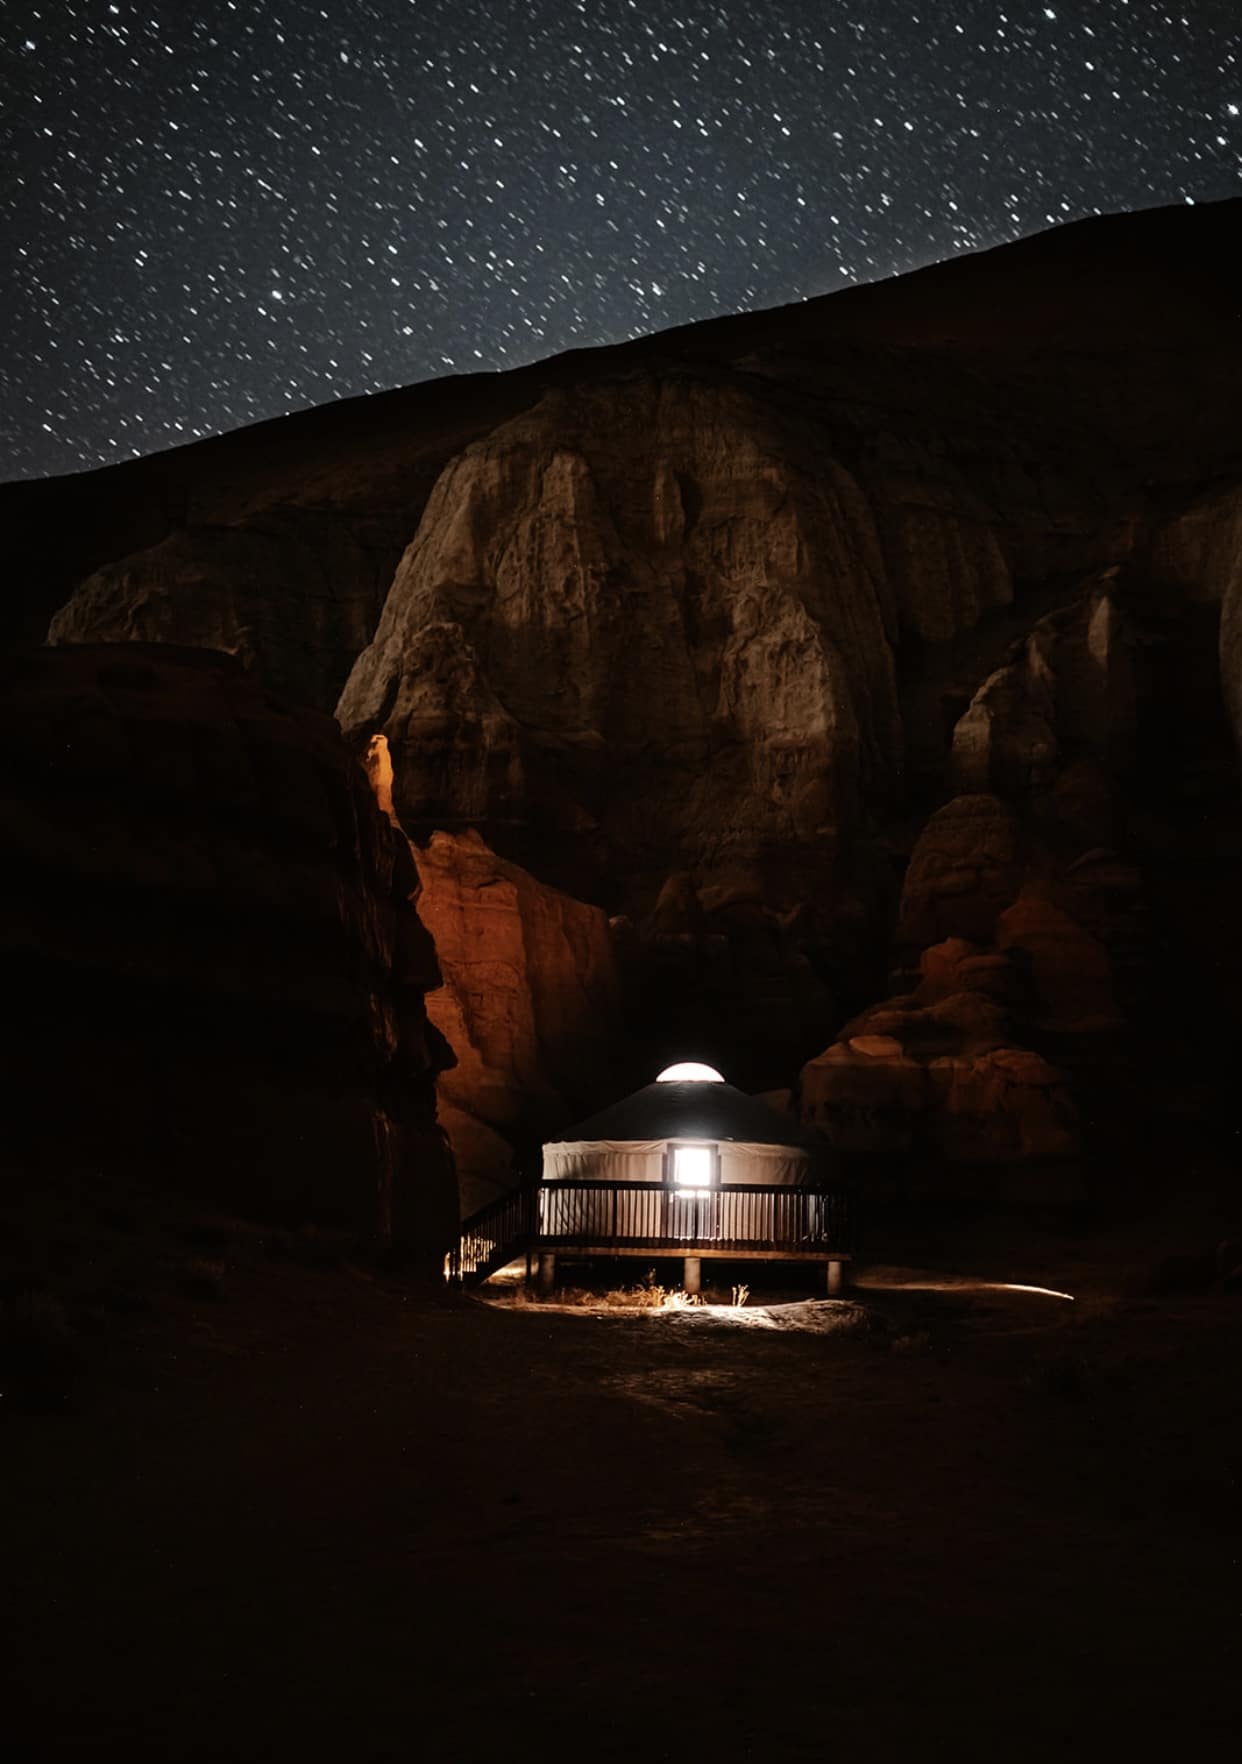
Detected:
[542,1137,811,1186]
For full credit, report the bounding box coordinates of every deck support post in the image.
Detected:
[683,1256,702,1296]
[537,1251,557,1294]
[826,1258,846,1297]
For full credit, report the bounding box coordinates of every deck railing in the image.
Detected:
[537,1180,852,1255]
[447,1179,852,1284]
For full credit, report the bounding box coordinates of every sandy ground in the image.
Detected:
[4,1193,1240,1763]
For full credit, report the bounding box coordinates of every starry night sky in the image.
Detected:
[3,0,1239,481]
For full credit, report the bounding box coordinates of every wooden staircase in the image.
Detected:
[446,1184,538,1285]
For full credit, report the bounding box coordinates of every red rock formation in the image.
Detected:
[8,202,1240,1176]
[894,795,1028,960]
[810,773,1131,1168]
[800,976,1079,1164]
[409,828,623,1214]
[1,645,457,1268]
[996,891,1122,1035]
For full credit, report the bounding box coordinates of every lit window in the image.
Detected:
[673,1145,714,1188]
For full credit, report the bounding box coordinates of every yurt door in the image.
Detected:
[664,1143,720,1243]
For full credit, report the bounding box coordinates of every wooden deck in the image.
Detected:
[529,1243,852,1263]
[447,1179,854,1287]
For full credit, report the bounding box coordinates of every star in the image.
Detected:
[3,0,1238,479]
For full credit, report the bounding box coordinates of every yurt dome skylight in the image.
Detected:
[655,1061,725,1084]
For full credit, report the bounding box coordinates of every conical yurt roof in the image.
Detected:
[549,1080,817,1152]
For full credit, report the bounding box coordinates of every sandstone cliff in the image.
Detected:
[31,200,1239,710]
[801,943,1081,1169]
[408,826,623,1214]
[337,375,914,912]
[802,540,1242,1175]
[47,511,396,711]
[11,201,1242,1181]
[1,645,457,1267]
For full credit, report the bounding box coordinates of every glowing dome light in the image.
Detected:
[656,1061,725,1084]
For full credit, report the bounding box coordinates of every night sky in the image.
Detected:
[3,0,1239,481]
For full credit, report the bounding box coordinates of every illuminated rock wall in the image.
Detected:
[357,752,623,1216]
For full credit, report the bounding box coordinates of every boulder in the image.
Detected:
[801,1040,931,1152]
[917,937,1018,1004]
[895,795,1027,958]
[996,889,1122,1031]
[801,925,1079,1164]
[801,984,1078,1164]
[932,1047,1080,1162]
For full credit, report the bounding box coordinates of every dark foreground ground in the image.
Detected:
[4,1179,1240,1763]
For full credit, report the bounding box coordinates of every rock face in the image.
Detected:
[10,201,1241,1187]
[47,513,394,713]
[336,353,1159,918]
[338,376,917,913]
[322,196,1239,1092]
[613,868,847,1090]
[1150,486,1242,610]
[331,371,1025,1076]
[894,795,1028,962]
[949,579,1138,808]
[802,927,1084,1165]
[802,565,1170,1171]
[1,645,457,1268]
[801,954,1080,1165]
[406,826,623,1215]
[21,199,1236,653]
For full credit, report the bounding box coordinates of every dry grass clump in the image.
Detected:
[658,1288,705,1311]
[511,1269,704,1310]
[603,1271,704,1310]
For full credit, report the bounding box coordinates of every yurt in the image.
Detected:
[542,1062,820,1189]
[537,1062,850,1292]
